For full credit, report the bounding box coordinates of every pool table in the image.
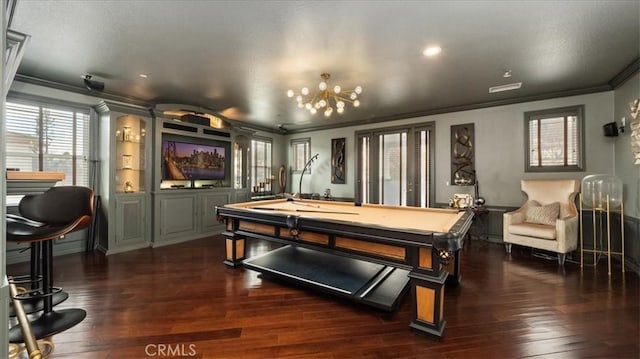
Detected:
[215,198,473,338]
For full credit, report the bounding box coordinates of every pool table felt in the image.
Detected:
[226,199,465,234]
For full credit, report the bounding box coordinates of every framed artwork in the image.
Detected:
[451,123,475,185]
[331,137,346,184]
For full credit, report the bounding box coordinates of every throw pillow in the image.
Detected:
[525,202,560,226]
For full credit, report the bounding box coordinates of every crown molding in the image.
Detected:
[609,58,640,89]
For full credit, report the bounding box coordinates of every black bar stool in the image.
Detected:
[6,186,93,342]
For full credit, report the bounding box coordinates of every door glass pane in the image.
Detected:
[400,132,407,206]
[420,130,429,208]
[379,133,406,206]
[359,136,370,204]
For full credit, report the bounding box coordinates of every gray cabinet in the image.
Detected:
[96,101,152,254]
[158,193,198,240]
[153,190,230,247]
[115,194,147,247]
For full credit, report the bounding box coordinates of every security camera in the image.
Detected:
[82,74,105,91]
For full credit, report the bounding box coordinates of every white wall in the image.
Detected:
[290,91,616,207]
[613,72,640,218]
[287,128,354,197]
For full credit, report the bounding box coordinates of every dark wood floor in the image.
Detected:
[7,236,639,358]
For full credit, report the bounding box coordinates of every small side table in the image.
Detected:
[469,206,489,240]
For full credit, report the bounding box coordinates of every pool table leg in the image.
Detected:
[408,270,447,338]
[407,247,448,338]
[222,219,246,267]
[224,234,245,267]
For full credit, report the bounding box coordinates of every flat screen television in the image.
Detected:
[161,139,226,180]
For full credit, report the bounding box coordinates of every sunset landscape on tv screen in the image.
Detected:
[162,140,225,180]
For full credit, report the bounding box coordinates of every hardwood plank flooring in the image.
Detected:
[7,236,639,358]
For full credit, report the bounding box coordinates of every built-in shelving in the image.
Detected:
[152,116,236,247]
[96,101,152,254]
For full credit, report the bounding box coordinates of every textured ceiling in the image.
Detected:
[10,0,640,132]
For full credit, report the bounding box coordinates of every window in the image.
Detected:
[6,99,91,187]
[233,135,250,190]
[524,105,585,172]
[250,138,272,193]
[233,142,244,189]
[291,137,310,172]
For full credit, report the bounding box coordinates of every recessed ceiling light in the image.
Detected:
[489,82,522,93]
[139,73,148,78]
[503,70,512,78]
[422,46,442,57]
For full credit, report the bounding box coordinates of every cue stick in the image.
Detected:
[292,201,323,208]
[252,207,359,215]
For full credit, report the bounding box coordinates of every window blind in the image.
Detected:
[6,101,90,186]
[292,139,309,172]
[529,115,579,167]
[250,139,272,191]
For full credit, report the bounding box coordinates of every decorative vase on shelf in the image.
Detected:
[581,174,623,210]
[123,126,132,142]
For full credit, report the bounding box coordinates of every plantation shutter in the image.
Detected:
[528,111,580,168]
[5,102,40,171]
[5,100,90,186]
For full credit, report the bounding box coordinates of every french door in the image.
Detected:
[355,123,434,207]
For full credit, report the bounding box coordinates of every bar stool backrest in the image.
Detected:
[19,186,94,227]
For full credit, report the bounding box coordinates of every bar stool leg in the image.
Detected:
[9,242,69,316]
[9,240,86,343]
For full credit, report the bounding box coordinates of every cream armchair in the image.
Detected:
[503,179,580,265]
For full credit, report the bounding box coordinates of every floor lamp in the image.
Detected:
[580,174,625,274]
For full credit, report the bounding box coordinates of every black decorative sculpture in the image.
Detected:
[451,123,475,185]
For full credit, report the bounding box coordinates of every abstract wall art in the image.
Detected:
[451,123,476,185]
[331,137,346,184]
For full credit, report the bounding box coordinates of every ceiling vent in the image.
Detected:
[489,82,522,93]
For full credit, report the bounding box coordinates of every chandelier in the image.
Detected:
[287,73,362,117]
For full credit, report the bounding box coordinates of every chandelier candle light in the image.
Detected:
[287,73,362,117]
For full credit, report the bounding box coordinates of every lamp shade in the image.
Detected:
[581,174,623,210]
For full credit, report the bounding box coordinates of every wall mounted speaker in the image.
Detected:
[603,122,619,137]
